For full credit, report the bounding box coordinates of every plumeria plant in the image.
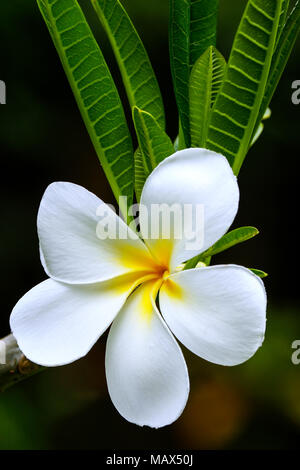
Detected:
[1,0,300,428]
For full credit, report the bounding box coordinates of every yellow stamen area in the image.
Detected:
[161,278,184,300]
[139,280,156,321]
[116,242,160,273]
[149,239,173,268]
[139,277,165,323]
[112,238,180,323]
[114,271,159,296]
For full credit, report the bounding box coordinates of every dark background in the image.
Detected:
[0,0,300,449]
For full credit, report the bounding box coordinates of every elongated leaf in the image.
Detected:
[190,46,226,147]
[184,226,259,270]
[253,0,300,140]
[169,0,219,147]
[133,107,174,176]
[250,268,268,278]
[204,226,259,257]
[206,0,283,174]
[276,0,290,46]
[37,0,134,218]
[134,148,146,202]
[190,0,219,66]
[92,0,165,129]
[169,0,191,147]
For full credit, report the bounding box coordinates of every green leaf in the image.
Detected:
[205,0,283,174]
[178,120,187,150]
[276,0,290,46]
[253,0,300,140]
[190,0,219,66]
[36,0,134,219]
[134,148,146,202]
[92,0,165,129]
[184,255,211,270]
[204,226,259,256]
[183,226,259,270]
[250,268,268,278]
[169,0,219,147]
[189,46,226,147]
[132,107,174,176]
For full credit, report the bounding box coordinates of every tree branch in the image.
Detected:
[0,334,44,392]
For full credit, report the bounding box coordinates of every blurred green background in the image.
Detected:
[1,0,300,450]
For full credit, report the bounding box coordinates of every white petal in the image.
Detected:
[159,265,267,366]
[38,182,156,284]
[139,148,239,271]
[105,280,189,428]
[10,275,139,366]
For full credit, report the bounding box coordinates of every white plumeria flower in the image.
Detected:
[10,148,266,428]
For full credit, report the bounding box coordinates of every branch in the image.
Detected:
[0,334,45,392]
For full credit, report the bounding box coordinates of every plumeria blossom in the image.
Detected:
[10,148,267,428]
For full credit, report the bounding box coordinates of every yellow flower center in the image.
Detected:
[115,238,183,321]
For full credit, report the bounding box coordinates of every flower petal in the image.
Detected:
[38,182,156,284]
[105,280,190,428]
[159,265,267,366]
[139,148,239,271]
[10,274,139,366]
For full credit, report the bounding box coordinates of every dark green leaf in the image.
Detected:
[169,0,219,147]
[276,0,290,46]
[253,0,300,141]
[92,0,165,129]
[206,0,283,174]
[37,0,134,218]
[134,148,146,202]
[190,0,219,66]
[183,226,259,270]
[190,46,226,147]
[132,107,174,176]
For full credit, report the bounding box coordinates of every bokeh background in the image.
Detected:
[1,0,300,450]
